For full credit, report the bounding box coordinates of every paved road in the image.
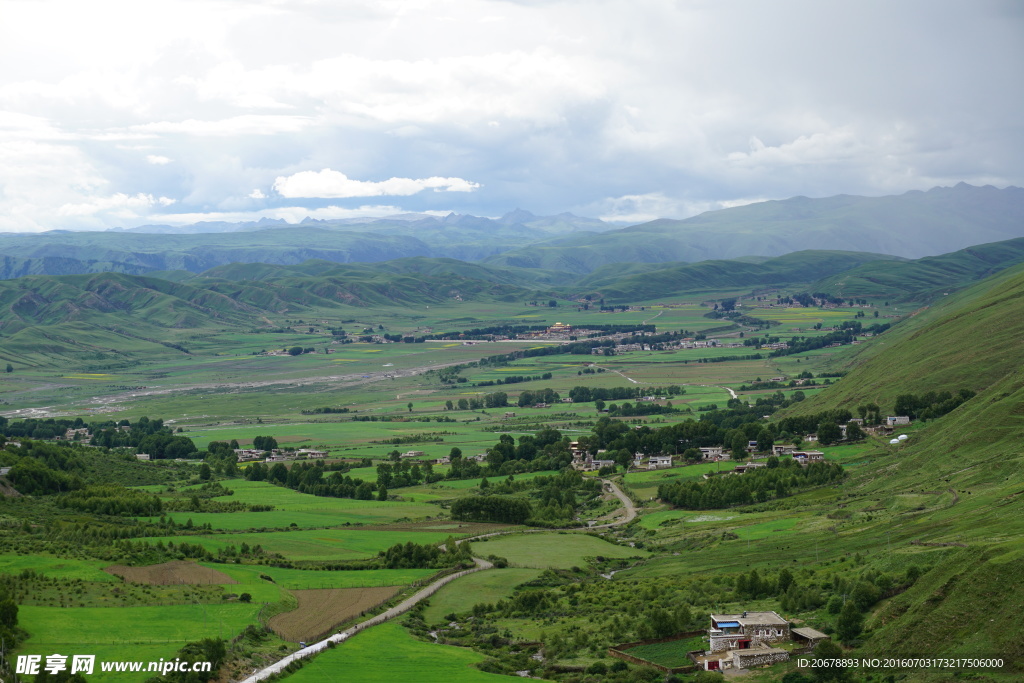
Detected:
[237,479,634,682]
[238,558,493,683]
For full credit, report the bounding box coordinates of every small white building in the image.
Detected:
[648,454,673,469]
[135,453,151,461]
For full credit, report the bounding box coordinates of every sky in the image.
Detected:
[1,0,1022,232]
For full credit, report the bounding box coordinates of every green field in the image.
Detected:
[0,555,116,582]
[142,480,443,530]
[422,568,542,623]
[143,528,462,563]
[476,533,648,569]
[620,635,705,668]
[283,621,510,683]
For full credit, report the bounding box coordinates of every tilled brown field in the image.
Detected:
[104,560,238,585]
[268,586,400,642]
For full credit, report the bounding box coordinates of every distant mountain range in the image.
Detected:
[1,184,1022,282]
[106,209,615,236]
[485,183,1024,273]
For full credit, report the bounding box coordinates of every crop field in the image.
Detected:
[142,528,462,562]
[269,586,401,642]
[476,533,648,569]
[422,568,542,623]
[206,564,439,590]
[620,635,705,668]
[0,554,116,582]
[282,621,510,683]
[140,480,445,530]
[18,606,262,651]
[104,560,238,585]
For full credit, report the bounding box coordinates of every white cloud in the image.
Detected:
[148,204,412,224]
[57,193,176,218]
[272,168,480,198]
[592,192,770,223]
[130,115,316,137]
[248,189,267,199]
[0,1,1020,231]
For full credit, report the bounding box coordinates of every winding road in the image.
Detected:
[237,478,636,682]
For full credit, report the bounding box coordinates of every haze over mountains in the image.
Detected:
[1,183,1022,281]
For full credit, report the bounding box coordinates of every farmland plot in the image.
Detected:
[104,560,238,585]
[269,586,400,642]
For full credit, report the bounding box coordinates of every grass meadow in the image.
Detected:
[282,621,511,683]
[422,568,542,623]
[475,533,648,569]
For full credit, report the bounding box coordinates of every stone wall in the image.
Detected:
[732,650,790,669]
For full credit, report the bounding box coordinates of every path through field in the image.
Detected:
[238,479,634,682]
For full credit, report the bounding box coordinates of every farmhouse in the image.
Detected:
[296,449,328,458]
[134,453,151,461]
[700,446,724,460]
[709,611,790,652]
[234,449,264,462]
[63,427,90,440]
[733,462,767,474]
[886,415,911,426]
[648,455,673,469]
[401,450,425,459]
[791,450,824,464]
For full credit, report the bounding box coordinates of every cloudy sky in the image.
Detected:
[1,0,1021,231]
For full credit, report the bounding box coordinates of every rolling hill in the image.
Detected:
[811,236,1024,301]
[786,260,1024,414]
[576,250,903,301]
[484,183,1024,273]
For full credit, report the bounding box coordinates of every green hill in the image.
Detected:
[577,250,902,301]
[786,261,1024,414]
[0,268,531,366]
[485,183,1024,273]
[811,236,1024,301]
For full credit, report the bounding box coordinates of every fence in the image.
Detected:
[607,630,703,674]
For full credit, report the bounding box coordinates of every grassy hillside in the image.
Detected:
[485,183,1024,273]
[576,250,901,301]
[785,261,1024,414]
[812,236,1024,301]
[0,268,531,367]
[199,256,571,288]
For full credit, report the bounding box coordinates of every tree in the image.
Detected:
[0,598,18,627]
[253,435,278,451]
[548,299,557,307]
[817,421,842,446]
[239,592,252,603]
[756,428,774,453]
[835,601,863,643]
[445,400,454,411]
[288,346,303,356]
[407,402,413,413]
[4,364,11,373]
[199,463,212,481]
[845,421,865,441]
[810,639,848,681]
[731,433,748,461]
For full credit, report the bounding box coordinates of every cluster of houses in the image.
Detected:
[569,441,616,472]
[234,448,328,463]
